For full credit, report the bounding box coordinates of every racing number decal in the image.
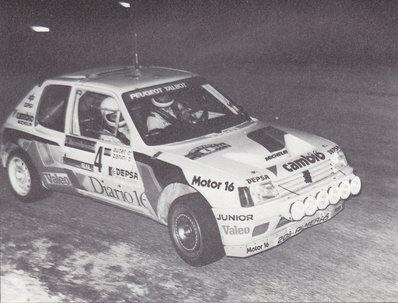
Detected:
[224,182,235,192]
[94,147,103,172]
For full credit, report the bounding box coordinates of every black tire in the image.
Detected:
[168,194,225,266]
[6,150,50,202]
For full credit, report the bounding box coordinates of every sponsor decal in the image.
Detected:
[23,94,35,108]
[277,213,330,245]
[246,242,269,254]
[265,149,288,161]
[65,135,96,153]
[104,148,112,156]
[303,170,312,183]
[16,113,34,126]
[222,225,250,235]
[216,214,254,221]
[129,82,187,100]
[108,166,139,180]
[130,88,163,100]
[64,157,93,171]
[87,176,148,208]
[191,176,234,191]
[294,213,330,234]
[282,151,326,172]
[43,172,71,186]
[327,145,340,155]
[246,174,270,185]
[112,147,134,161]
[164,82,187,92]
[277,231,293,245]
[17,120,33,126]
[185,143,231,160]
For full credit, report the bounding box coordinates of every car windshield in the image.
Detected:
[122,77,250,145]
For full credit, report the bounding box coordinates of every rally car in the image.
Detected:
[0,65,361,266]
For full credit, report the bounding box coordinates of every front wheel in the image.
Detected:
[168,195,224,266]
[7,150,49,202]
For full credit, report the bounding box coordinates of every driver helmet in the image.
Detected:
[151,94,174,108]
[101,97,126,128]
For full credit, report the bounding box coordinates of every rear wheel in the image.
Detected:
[168,195,224,266]
[7,150,49,202]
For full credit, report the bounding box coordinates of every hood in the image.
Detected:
[157,121,334,181]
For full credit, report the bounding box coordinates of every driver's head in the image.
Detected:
[101,97,126,128]
[151,94,174,108]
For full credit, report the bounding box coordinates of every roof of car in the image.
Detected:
[54,66,197,93]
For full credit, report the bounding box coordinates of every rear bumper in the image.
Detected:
[212,168,361,258]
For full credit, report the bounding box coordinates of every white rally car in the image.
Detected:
[1,66,361,266]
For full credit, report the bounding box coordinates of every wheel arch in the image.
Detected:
[1,142,19,168]
[1,128,22,167]
[156,183,213,225]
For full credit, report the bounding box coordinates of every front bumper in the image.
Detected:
[225,201,343,257]
[212,168,361,258]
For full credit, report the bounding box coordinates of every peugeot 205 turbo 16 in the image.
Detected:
[1,66,361,266]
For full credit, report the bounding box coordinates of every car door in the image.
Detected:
[65,86,156,218]
[32,81,77,193]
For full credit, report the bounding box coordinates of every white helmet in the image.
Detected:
[151,94,174,108]
[101,97,126,128]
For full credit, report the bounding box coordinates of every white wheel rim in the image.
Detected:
[8,156,31,196]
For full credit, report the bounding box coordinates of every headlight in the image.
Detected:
[239,182,279,207]
[249,182,279,205]
[330,150,347,170]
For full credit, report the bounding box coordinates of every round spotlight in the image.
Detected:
[290,200,305,221]
[303,196,318,216]
[339,180,351,199]
[316,190,329,210]
[328,186,340,204]
[350,176,361,195]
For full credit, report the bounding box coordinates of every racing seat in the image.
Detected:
[80,107,103,139]
[129,101,149,139]
[78,92,103,139]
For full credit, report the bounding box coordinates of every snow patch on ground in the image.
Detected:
[59,243,149,298]
[1,263,65,303]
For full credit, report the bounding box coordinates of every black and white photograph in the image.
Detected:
[0,0,397,302]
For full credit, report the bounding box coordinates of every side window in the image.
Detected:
[73,90,130,145]
[37,85,71,132]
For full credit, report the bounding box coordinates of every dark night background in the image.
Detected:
[1,0,398,73]
[1,1,398,302]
